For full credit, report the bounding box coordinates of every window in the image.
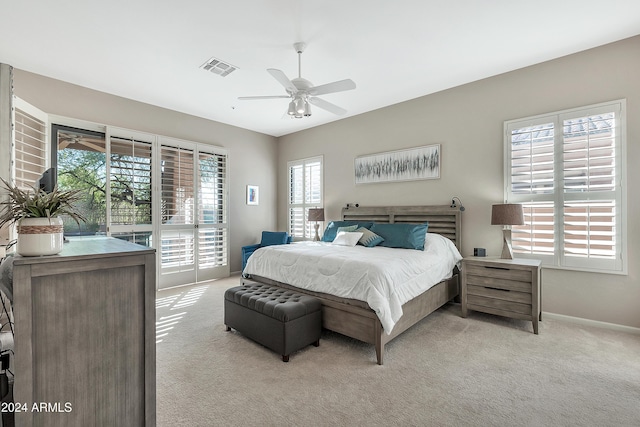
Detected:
[54,124,107,236]
[288,156,323,239]
[109,135,153,228]
[505,100,626,274]
[10,99,229,287]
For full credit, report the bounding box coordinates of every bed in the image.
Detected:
[242,205,462,365]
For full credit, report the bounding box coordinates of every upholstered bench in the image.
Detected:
[224,283,322,362]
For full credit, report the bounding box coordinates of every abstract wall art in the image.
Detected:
[354,144,440,184]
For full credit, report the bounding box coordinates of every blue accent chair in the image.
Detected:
[242,231,292,271]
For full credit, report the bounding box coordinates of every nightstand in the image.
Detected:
[461,257,542,334]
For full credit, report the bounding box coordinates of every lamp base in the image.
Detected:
[313,223,320,241]
[501,228,514,259]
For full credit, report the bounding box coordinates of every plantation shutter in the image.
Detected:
[509,121,555,195]
[508,120,556,258]
[561,110,618,265]
[197,150,228,269]
[158,139,229,287]
[13,100,48,190]
[109,136,153,226]
[159,144,195,273]
[288,156,323,239]
[160,145,194,225]
[506,101,624,273]
[289,163,305,237]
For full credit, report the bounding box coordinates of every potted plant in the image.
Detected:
[0,178,87,256]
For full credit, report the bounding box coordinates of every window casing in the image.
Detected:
[288,156,323,239]
[505,100,626,274]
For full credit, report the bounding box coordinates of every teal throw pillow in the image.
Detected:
[370,223,429,250]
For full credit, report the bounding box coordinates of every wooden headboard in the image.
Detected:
[341,205,462,250]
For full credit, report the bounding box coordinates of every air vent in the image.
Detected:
[200,57,237,77]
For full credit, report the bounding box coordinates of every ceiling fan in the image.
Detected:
[238,42,356,118]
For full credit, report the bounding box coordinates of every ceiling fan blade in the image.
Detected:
[267,68,297,94]
[308,97,347,116]
[308,79,356,96]
[238,95,291,100]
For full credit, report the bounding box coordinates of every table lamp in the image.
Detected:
[308,208,325,241]
[491,203,524,259]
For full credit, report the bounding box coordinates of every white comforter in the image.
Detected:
[243,233,462,334]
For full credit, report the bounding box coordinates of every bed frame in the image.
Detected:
[247,205,462,365]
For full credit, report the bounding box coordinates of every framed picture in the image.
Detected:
[354,144,440,184]
[246,185,259,205]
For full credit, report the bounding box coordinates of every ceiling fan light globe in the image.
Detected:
[287,101,296,116]
[295,98,306,114]
[303,102,312,117]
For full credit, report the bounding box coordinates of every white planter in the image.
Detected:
[17,217,64,256]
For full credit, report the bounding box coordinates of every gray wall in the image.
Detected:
[13,70,279,273]
[278,36,640,329]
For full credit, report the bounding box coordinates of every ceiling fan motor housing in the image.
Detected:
[290,77,313,95]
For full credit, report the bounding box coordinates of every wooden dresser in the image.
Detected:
[461,257,541,334]
[12,237,156,426]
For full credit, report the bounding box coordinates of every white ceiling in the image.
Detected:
[2,1,639,137]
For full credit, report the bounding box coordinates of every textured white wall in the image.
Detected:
[278,36,640,329]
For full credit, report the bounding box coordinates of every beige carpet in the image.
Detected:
[156,275,640,427]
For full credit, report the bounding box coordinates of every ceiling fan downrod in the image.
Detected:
[294,42,306,80]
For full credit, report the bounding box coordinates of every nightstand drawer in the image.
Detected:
[465,264,531,282]
[467,285,532,305]
[465,274,532,293]
[467,295,532,316]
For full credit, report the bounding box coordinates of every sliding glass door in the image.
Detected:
[158,137,228,288]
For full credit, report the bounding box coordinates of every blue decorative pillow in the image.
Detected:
[370,223,429,250]
[356,227,384,247]
[321,221,374,242]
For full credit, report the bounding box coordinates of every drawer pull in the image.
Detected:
[484,266,510,271]
[486,286,509,292]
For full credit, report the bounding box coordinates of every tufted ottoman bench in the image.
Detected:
[224,283,322,362]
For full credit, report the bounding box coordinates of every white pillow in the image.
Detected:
[423,233,463,264]
[332,231,364,247]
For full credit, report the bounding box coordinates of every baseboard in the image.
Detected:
[544,312,640,335]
